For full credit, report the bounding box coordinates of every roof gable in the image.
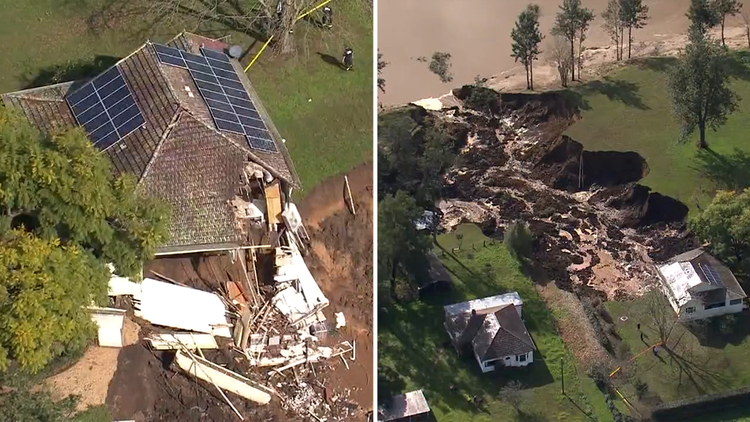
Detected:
[473,305,535,360]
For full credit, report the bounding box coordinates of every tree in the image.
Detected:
[643,289,679,344]
[667,29,738,148]
[714,0,743,45]
[619,0,650,59]
[551,0,594,82]
[505,221,533,264]
[576,6,595,78]
[429,52,454,83]
[687,0,721,34]
[378,50,388,92]
[689,188,750,265]
[602,0,624,61]
[378,191,431,301]
[548,35,573,86]
[499,380,523,414]
[742,8,750,48]
[0,107,170,279]
[0,230,109,373]
[147,0,318,55]
[511,4,544,90]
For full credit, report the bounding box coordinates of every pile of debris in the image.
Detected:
[431,87,695,299]
[92,169,359,421]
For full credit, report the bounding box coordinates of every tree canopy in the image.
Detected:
[0,107,170,279]
[511,4,544,90]
[551,0,594,81]
[602,0,624,61]
[666,29,738,148]
[0,230,109,373]
[619,0,649,59]
[714,0,743,45]
[687,0,721,34]
[689,188,750,266]
[0,387,111,422]
[377,191,431,302]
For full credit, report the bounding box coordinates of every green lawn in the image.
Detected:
[0,0,372,193]
[605,299,750,408]
[565,54,750,212]
[379,224,613,421]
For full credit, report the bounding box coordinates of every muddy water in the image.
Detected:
[378,0,745,105]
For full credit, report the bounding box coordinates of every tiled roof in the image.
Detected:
[663,248,747,301]
[1,32,302,253]
[473,305,535,360]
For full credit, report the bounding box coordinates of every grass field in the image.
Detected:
[605,298,750,409]
[378,224,613,421]
[565,53,750,212]
[0,0,372,193]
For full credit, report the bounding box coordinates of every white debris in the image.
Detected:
[335,312,346,329]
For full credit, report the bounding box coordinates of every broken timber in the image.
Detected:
[174,350,274,405]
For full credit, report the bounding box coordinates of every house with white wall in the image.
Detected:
[443,292,535,373]
[656,248,747,321]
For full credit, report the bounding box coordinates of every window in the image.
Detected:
[730,299,743,306]
[685,307,695,314]
[705,302,726,310]
[519,354,527,362]
[484,360,496,368]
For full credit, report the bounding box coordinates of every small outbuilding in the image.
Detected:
[379,390,436,422]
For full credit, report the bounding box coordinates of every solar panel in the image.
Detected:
[698,263,722,285]
[65,66,144,150]
[153,43,279,154]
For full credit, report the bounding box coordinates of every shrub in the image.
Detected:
[428,52,454,83]
[504,221,533,264]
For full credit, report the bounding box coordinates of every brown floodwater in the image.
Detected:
[378,0,745,105]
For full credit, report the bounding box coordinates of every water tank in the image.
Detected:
[228,45,243,59]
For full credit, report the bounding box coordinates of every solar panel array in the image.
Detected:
[66,66,145,150]
[152,43,279,153]
[698,263,722,286]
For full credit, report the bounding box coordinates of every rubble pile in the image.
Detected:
[434,87,695,299]
[98,167,360,421]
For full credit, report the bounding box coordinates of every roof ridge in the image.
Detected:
[136,110,185,184]
[2,81,76,98]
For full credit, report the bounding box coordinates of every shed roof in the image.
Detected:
[1,32,301,253]
[381,390,431,421]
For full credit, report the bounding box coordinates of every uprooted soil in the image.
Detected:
[437,87,695,299]
[300,161,374,419]
[105,162,373,422]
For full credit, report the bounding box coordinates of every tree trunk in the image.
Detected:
[570,39,576,81]
[530,60,534,90]
[628,25,633,59]
[615,27,621,61]
[620,27,625,61]
[698,123,707,149]
[722,17,726,46]
[273,0,297,55]
[389,258,398,300]
[746,25,750,49]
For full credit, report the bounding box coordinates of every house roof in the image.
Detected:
[658,248,746,307]
[1,32,301,253]
[380,390,431,421]
[443,292,523,316]
[472,304,536,360]
[444,295,536,361]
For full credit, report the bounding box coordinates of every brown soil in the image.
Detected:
[104,162,373,421]
[46,347,121,411]
[299,161,374,416]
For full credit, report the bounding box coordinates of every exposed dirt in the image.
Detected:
[300,161,374,418]
[104,162,373,421]
[435,88,695,300]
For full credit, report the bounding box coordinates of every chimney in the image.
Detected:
[455,309,483,352]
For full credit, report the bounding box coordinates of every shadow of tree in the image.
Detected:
[22,56,120,90]
[578,77,650,110]
[636,56,678,73]
[692,148,750,192]
[726,50,750,82]
[685,311,750,349]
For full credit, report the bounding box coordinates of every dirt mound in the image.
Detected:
[453,86,579,126]
[107,345,279,422]
[299,161,374,417]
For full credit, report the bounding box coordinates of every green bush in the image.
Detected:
[504,221,533,264]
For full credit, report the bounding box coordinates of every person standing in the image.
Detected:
[321,5,333,29]
[342,47,353,71]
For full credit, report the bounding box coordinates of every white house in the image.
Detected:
[443,292,535,373]
[656,248,747,321]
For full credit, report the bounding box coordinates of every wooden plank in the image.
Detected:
[265,182,283,231]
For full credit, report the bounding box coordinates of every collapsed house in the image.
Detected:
[1,32,355,419]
